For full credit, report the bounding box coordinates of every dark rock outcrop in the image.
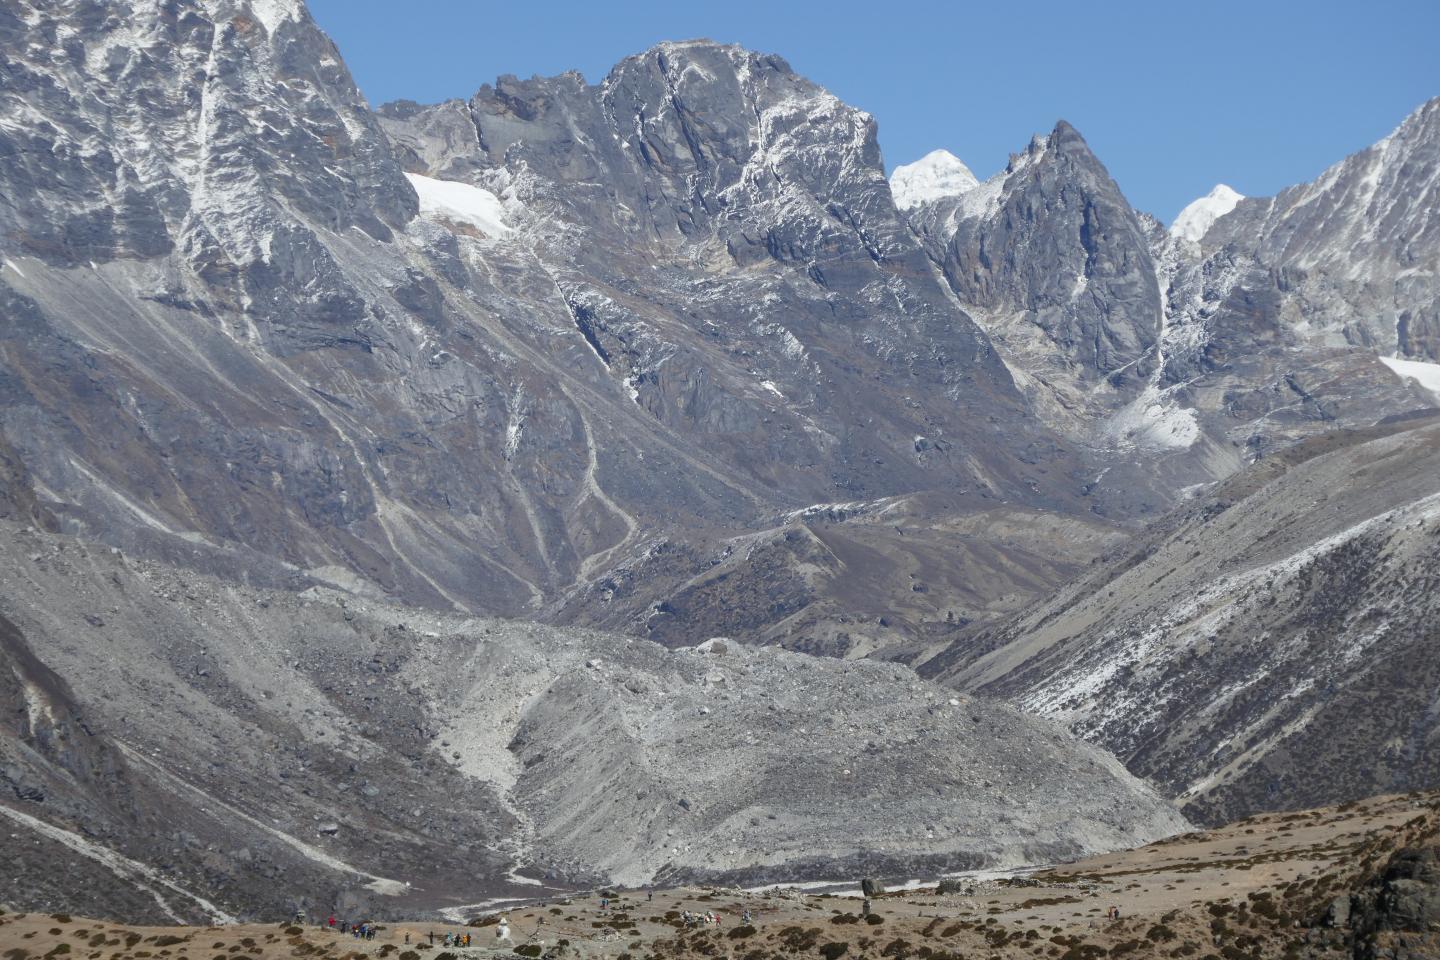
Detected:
[1347,842,1440,959]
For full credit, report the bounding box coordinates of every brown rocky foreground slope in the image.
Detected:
[3,790,1438,960]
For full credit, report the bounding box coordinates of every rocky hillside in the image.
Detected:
[0,520,1186,921]
[924,414,1440,825]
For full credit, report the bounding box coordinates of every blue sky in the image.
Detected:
[307,0,1439,223]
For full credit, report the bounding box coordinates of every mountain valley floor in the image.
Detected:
[5,790,1437,960]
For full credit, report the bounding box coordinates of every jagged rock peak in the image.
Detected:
[890,149,979,210]
[1020,120,1094,170]
[1170,184,1244,242]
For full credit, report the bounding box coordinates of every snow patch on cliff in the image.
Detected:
[1379,355,1440,399]
[406,173,511,238]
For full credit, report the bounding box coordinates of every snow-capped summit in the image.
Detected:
[890,149,979,210]
[1169,183,1244,242]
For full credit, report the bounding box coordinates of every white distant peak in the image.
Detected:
[1170,184,1244,243]
[890,150,979,211]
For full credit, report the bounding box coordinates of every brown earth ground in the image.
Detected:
[4,791,1438,960]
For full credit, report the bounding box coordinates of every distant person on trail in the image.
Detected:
[427,931,434,945]
[327,916,335,929]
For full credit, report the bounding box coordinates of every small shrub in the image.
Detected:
[778,927,821,952]
[283,928,303,937]
[880,939,912,959]
[829,915,858,926]
[50,916,72,925]
[399,952,419,960]
[514,948,542,959]
[864,914,884,926]
[728,926,756,941]
[1145,925,1177,943]
[820,944,848,960]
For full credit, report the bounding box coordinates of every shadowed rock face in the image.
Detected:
[379,41,1077,514]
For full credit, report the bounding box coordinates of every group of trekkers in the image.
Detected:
[680,909,752,929]
[325,917,378,940]
[437,932,474,948]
